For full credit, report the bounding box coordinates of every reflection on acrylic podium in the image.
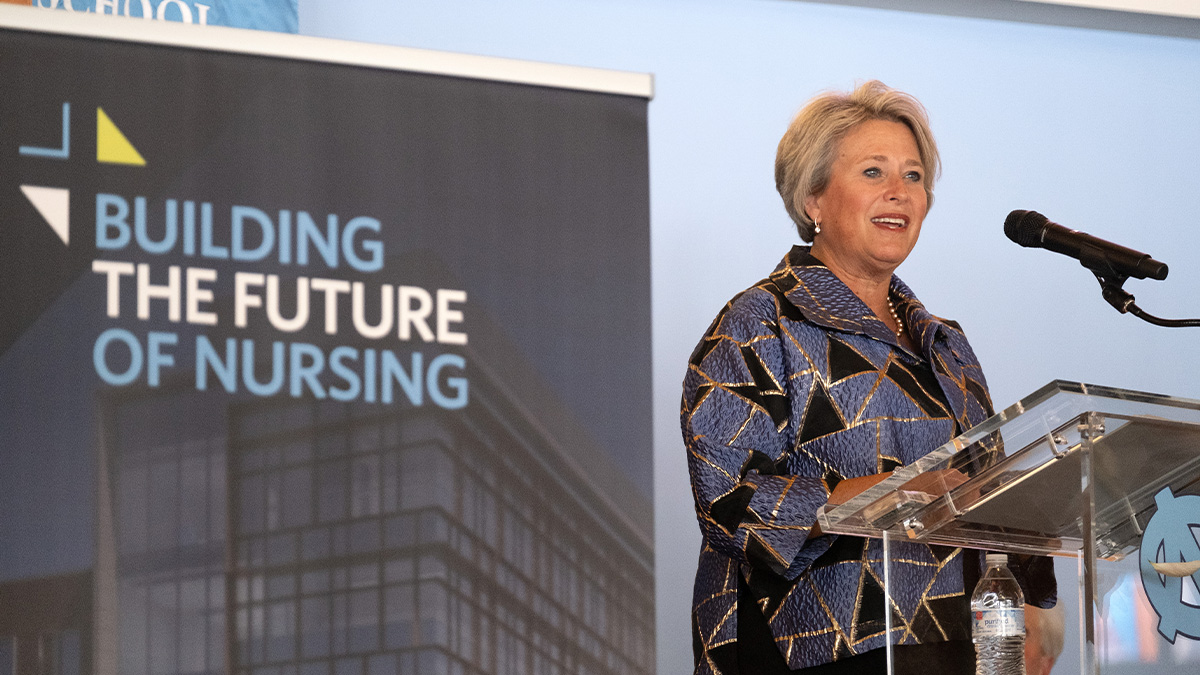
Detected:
[818,381,1200,674]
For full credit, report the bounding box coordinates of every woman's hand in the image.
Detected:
[811,472,893,536]
[899,468,969,497]
[812,468,974,537]
[827,472,894,507]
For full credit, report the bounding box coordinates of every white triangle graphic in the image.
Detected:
[20,185,70,245]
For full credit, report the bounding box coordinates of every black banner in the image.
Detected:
[0,21,652,675]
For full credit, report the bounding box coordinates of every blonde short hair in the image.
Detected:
[775,80,940,242]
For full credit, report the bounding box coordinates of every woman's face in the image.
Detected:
[804,119,928,282]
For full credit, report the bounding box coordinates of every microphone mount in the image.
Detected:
[1087,260,1200,328]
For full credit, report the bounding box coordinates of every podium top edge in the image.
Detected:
[1010,379,1200,416]
[0,4,656,100]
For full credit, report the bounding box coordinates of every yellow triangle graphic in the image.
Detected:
[96,107,146,166]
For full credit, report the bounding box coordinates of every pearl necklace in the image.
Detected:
[886,297,904,338]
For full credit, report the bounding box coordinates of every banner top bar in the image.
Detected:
[0,5,655,99]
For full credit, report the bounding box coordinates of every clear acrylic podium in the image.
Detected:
[817,381,1200,674]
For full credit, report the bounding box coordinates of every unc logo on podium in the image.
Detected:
[1140,487,1200,643]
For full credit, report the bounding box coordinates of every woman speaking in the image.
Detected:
[681,81,1054,674]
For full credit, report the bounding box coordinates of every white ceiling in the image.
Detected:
[794,0,1200,39]
[1017,0,1200,20]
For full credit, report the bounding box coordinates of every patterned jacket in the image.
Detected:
[682,246,1053,673]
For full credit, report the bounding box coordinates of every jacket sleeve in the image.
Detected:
[682,293,833,580]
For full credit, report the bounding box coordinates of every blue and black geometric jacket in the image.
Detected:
[682,246,1054,673]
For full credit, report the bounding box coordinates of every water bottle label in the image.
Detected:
[972,607,1024,638]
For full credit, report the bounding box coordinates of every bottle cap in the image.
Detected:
[985,553,1008,566]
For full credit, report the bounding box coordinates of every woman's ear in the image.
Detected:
[802,193,821,225]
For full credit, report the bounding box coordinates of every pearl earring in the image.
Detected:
[814,222,822,235]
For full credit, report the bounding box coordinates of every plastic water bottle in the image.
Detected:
[971,553,1025,675]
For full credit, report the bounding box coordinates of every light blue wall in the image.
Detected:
[299,1,1200,672]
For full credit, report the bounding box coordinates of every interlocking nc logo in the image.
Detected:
[1140,487,1200,643]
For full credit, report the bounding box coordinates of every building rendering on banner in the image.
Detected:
[0,309,652,675]
[83,347,653,675]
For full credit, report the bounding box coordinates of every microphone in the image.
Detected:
[1004,210,1168,281]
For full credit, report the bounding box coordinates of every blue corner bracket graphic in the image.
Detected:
[19,102,70,160]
